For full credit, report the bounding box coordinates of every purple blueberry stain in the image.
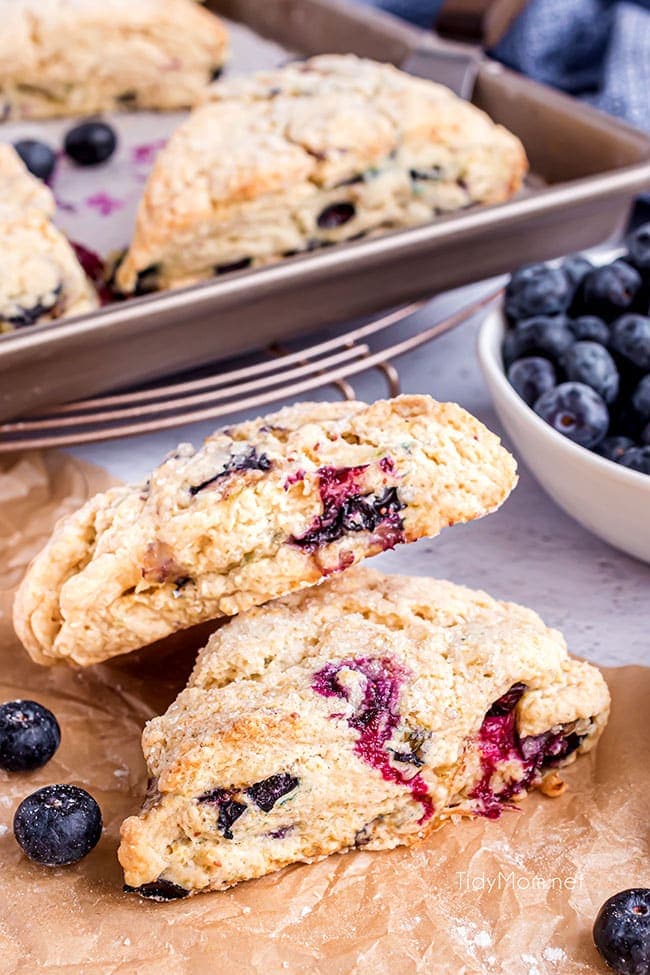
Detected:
[189,447,272,496]
[470,683,585,819]
[198,789,246,839]
[131,140,167,167]
[245,773,299,813]
[289,462,405,557]
[85,192,125,217]
[312,656,435,823]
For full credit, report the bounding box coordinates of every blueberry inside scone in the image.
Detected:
[13,396,518,667]
[118,568,610,898]
[116,55,527,293]
[0,0,228,120]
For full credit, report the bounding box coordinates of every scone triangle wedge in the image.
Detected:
[14,396,517,667]
[118,567,610,899]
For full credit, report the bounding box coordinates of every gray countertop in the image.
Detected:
[71,281,649,669]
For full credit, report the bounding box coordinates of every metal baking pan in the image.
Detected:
[1,0,649,423]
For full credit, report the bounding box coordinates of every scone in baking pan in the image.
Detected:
[1,0,650,422]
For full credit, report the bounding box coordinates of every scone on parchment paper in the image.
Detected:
[0,144,98,331]
[116,54,527,293]
[0,0,228,120]
[14,395,517,667]
[118,567,610,898]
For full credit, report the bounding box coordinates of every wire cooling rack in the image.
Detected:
[0,287,501,452]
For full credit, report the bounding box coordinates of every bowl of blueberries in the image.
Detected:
[478,225,650,563]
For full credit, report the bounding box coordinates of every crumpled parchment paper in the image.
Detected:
[0,451,647,975]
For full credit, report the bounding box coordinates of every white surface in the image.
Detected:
[70,280,650,669]
[478,307,650,563]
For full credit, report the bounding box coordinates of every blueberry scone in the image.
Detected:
[0,146,98,330]
[118,567,610,898]
[13,395,517,667]
[115,54,527,293]
[0,0,228,120]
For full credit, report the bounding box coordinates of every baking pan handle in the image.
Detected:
[401,42,482,98]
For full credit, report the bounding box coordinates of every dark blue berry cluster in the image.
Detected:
[13,121,118,185]
[503,230,650,474]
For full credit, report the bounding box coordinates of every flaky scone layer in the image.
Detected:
[116,54,527,292]
[119,568,610,897]
[0,0,228,120]
[13,396,517,667]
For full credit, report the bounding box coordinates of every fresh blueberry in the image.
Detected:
[598,436,636,463]
[619,446,650,475]
[626,222,650,271]
[13,139,56,181]
[610,315,650,370]
[562,341,619,404]
[562,254,592,290]
[579,261,642,321]
[534,382,609,448]
[632,375,650,419]
[642,423,650,447]
[507,356,557,407]
[513,317,575,362]
[0,700,60,772]
[64,121,117,166]
[569,315,610,345]
[505,264,573,321]
[593,888,650,975]
[317,202,356,229]
[13,784,102,865]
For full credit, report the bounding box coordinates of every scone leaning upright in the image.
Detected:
[0,145,98,330]
[116,54,527,293]
[118,567,610,898]
[14,396,517,666]
[0,0,228,120]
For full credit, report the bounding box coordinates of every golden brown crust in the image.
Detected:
[116,54,527,292]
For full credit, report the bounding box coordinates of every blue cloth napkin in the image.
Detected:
[357,0,650,132]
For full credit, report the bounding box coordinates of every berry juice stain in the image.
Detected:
[290,461,405,554]
[312,656,434,823]
[471,682,580,818]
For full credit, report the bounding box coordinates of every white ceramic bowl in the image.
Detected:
[478,307,650,563]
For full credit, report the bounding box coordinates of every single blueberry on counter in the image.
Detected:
[64,121,117,166]
[610,315,650,371]
[13,139,57,181]
[534,382,609,448]
[13,784,102,866]
[593,888,650,975]
[561,341,619,404]
[0,700,60,772]
[513,316,574,362]
[507,356,556,407]
[505,263,573,321]
[568,315,610,345]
